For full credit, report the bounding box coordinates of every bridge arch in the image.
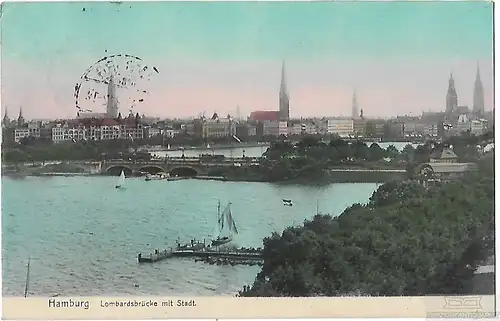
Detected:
[106,165,133,176]
[169,166,198,177]
[138,165,165,175]
[43,162,91,174]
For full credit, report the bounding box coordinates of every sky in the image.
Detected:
[1,1,494,120]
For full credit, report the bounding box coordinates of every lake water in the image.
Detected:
[154,142,418,158]
[2,176,380,296]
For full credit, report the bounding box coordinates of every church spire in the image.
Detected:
[279,60,290,121]
[473,62,485,116]
[280,60,287,95]
[445,72,458,117]
[2,106,10,127]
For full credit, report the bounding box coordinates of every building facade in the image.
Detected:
[326,118,354,137]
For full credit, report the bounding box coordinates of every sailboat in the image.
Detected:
[211,200,239,246]
[115,170,125,189]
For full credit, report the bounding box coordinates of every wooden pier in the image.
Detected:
[138,247,263,264]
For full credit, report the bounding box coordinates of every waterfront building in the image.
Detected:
[288,122,303,136]
[262,120,279,137]
[247,124,257,137]
[470,120,487,136]
[235,123,250,140]
[364,119,386,138]
[278,121,288,136]
[456,114,471,134]
[326,118,354,137]
[164,128,181,138]
[403,121,425,137]
[388,121,405,138]
[146,127,161,138]
[423,123,440,138]
[14,128,30,143]
[202,116,235,139]
[420,147,477,183]
[51,123,86,143]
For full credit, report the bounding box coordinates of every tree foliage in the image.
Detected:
[239,136,494,296]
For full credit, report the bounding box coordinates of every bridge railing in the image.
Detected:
[102,156,262,166]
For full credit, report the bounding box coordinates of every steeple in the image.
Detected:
[473,62,485,116]
[445,72,458,117]
[352,88,359,119]
[280,60,287,95]
[278,60,290,121]
[2,106,10,127]
[17,106,25,126]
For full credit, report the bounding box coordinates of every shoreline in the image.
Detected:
[2,170,405,183]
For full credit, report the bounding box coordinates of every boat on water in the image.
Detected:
[145,172,170,181]
[115,170,126,189]
[211,201,239,247]
[283,199,293,206]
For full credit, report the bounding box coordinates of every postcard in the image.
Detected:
[1,0,495,319]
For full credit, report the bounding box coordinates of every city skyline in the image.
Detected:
[1,1,494,120]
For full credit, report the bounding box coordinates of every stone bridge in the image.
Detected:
[99,156,258,176]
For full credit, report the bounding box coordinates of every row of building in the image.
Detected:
[1,61,492,144]
[2,108,491,145]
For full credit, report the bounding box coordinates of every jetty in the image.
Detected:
[137,240,263,265]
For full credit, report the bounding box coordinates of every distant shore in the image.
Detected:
[3,168,405,183]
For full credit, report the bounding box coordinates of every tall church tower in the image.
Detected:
[2,106,10,127]
[17,106,25,126]
[352,88,359,119]
[445,73,458,119]
[106,75,119,118]
[278,61,290,121]
[473,63,485,117]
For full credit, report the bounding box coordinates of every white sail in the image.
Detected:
[218,202,238,237]
[116,170,125,188]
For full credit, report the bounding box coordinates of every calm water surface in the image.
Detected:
[2,176,379,296]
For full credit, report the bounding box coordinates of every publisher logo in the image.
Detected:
[443,296,482,310]
[426,296,495,318]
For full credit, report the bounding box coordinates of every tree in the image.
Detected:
[368,143,385,161]
[238,163,494,297]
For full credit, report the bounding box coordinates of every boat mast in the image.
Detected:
[316,200,319,215]
[24,257,30,298]
[216,200,221,235]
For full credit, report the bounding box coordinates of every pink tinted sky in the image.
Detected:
[1,57,493,120]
